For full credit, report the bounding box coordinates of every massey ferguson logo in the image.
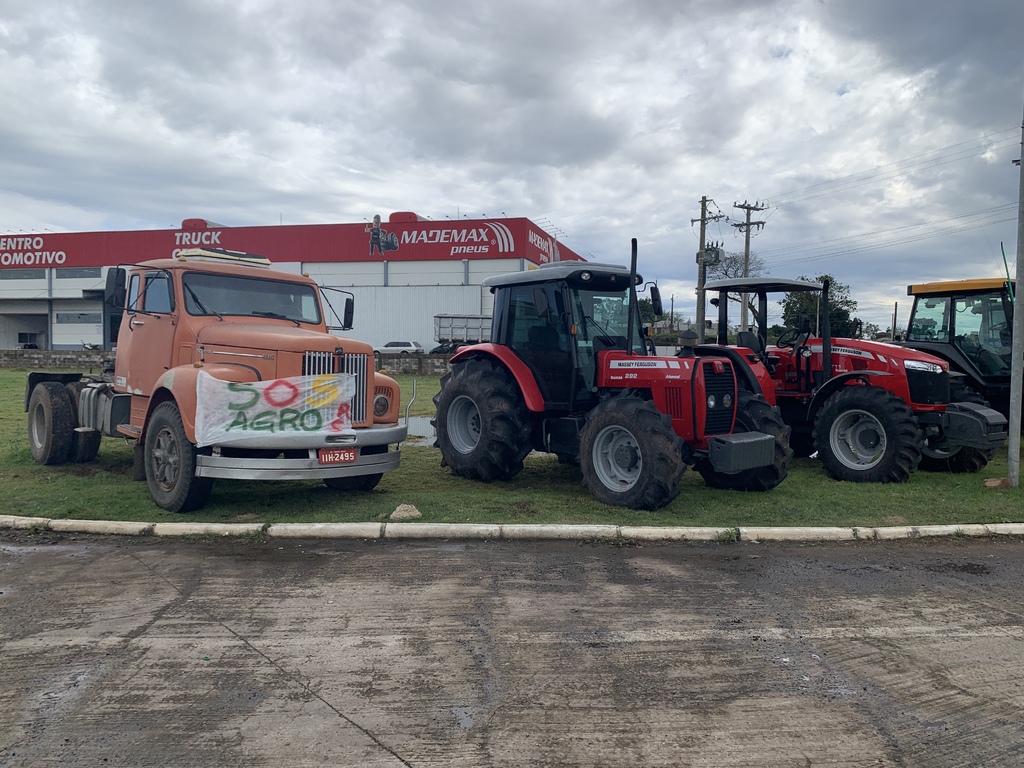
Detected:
[400,223,514,256]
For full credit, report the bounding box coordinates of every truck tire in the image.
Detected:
[695,393,791,491]
[65,381,102,463]
[432,359,533,481]
[144,401,213,513]
[27,381,75,465]
[813,386,923,483]
[579,397,684,510]
[918,385,993,474]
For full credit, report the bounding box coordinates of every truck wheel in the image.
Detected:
[695,393,791,491]
[324,474,382,491]
[919,385,993,474]
[65,382,102,463]
[579,397,684,510]
[432,359,532,481]
[145,402,213,513]
[814,386,922,483]
[28,382,75,465]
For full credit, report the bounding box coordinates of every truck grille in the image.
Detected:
[303,351,368,424]
[700,360,736,436]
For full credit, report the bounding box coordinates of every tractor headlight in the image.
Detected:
[722,393,733,409]
[903,359,944,375]
[373,393,391,417]
[707,394,717,409]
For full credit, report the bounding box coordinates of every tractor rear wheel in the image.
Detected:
[27,381,75,465]
[813,386,922,483]
[918,383,993,474]
[579,397,684,510]
[696,393,791,491]
[432,359,533,481]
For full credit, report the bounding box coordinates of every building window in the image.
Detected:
[0,268,45,279]
[55,267,102,279]
[56,312,102,324]
[18,333,40,348]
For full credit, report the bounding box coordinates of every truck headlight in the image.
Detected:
[373,394,391,417]
[904,359,944,375]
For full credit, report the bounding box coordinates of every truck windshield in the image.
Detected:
[181,272,322,324]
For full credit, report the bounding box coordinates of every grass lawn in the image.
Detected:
[4,368,1021,527]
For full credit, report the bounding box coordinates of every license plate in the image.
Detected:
[318,448,357,464]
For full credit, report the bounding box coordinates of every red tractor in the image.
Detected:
[703,277,1008,481]
[432,243,791,510]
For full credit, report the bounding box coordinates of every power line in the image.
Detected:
[767,127,1019,206]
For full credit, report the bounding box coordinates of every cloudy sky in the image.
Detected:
[2,0,1021,330]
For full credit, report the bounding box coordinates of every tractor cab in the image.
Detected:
[485,262,650,412]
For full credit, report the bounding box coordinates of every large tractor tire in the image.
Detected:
[579,397,684,510]
[813,386,923,483]
[144,401,214,513]
[432,359,533,482]
[918,383,993,474]
[64,381,102,463]
[695,393,791,491]
[27,381,75,465]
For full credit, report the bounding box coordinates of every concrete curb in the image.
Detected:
[2,515,1023,542]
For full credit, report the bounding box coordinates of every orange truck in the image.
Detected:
[25,247,406,512]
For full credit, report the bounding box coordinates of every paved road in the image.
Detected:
[1,531,1023,767]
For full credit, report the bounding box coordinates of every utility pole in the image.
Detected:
[733,200,767,332]
[692,196,725,342]
[1007,100,1024,487]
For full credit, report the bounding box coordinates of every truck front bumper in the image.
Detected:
[195,423,407,480]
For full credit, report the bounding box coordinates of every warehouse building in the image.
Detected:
[0,212,582,350]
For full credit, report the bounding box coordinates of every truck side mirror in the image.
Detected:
[104,267,126,309]
[650,284,663,317]
[342,297,354,330]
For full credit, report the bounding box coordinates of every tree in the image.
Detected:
[706,250,766,282]
[779,274,859,338]
[637,298,657,324]
[706,251,767,322]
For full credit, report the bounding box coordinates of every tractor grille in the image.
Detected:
[700,360,736,436]
[303,351,368,424]
[907,368,949,405]
[663,387,685,419]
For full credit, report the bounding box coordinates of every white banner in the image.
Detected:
[194,370,357,447]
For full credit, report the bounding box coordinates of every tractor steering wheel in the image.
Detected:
[775,328,800,348]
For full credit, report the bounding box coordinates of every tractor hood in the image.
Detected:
[811,337,948,371]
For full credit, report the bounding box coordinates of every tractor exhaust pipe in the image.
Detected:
[626,238,638,356]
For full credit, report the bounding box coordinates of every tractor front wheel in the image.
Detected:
[696,393,791,491]
[813,386,922,483]
[579,397,684,510]
[432,359,533,481]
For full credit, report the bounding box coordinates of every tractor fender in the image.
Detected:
[146,363,262,444]
[806,370,893,422]
[449,343,547,412]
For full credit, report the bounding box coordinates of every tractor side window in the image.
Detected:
[954,293,1012,375]
[908,297,949,342]
[143,272,173,313]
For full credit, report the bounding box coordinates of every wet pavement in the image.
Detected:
[2,531,1023,766]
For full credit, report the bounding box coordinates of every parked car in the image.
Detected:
[374,341,424,355]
